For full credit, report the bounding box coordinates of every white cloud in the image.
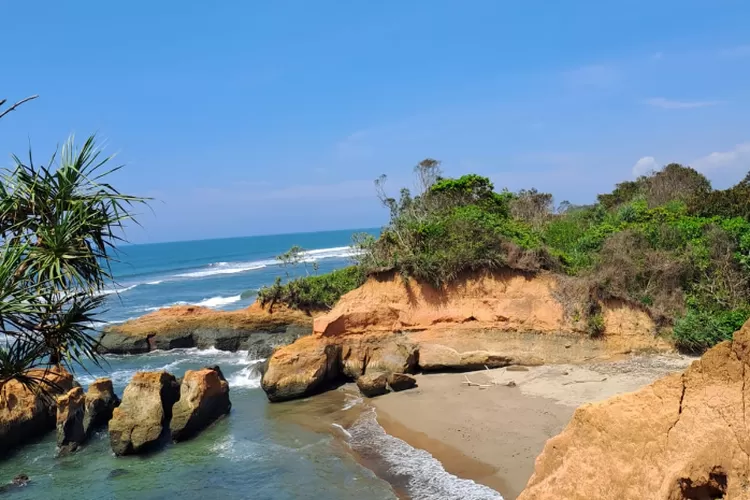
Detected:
[692,142,750,173]
[563,64,620,88]
[632,156,659,177]
[645,98,721,109]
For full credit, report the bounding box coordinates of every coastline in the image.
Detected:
[370,354,695,499]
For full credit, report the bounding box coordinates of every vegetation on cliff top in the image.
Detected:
[261,158,750,352]
[0,96,145,391]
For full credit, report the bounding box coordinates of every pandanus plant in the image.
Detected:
[0,96,147,394]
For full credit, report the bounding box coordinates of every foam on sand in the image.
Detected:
[348,409,503,500]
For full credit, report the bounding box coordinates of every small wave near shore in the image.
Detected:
[345,409,503,500]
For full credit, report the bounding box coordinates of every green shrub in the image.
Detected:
[258,266,365,312]
[261,160,750,352]
[586,313,606,338]
[673,308,750,353]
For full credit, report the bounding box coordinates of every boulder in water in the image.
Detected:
[356,372,389,398]
[83,378,120,434]
[170,366,231,442]
[108,371,179,456]
[55,387,86,454]
[0,474,30,494]
[0,367,75,456]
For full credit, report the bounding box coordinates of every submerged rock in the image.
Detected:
[387,373,417,392]
[170,366,231,442]
[56,387,86,454]
[83,378,120,434]
[0,474,30,494]
[356,372,389,398]
[519,318,750,500]
[108,371,179,456]
[0,368,75,455]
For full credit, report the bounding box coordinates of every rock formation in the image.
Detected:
[83,378,120,434]
[518,318,750,500]
[387,373,416,392]
[55,386,86,454]
[56,377,120,454]
[262,271,669,402]
[0,367,75,455]
[170,366,231,442]
[262,336,343,402]
[108,371,179,455]
[97,302,312,355]
[356,372,389,398]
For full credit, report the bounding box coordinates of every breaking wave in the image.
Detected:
[194,295,243,308]
[99,245,360,298]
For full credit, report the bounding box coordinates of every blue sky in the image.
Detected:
[1,1,749,243]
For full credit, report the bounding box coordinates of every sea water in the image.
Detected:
[0,229,502,499]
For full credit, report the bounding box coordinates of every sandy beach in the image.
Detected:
[371,354,695,499]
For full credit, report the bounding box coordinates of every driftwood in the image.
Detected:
[462,375,492,388]
[562,377,608,386]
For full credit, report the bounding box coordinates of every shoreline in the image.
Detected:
[370,354,694,499]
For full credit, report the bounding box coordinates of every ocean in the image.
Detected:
[0,229,502,500]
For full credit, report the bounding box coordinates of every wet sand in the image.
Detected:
[371,354,695,499]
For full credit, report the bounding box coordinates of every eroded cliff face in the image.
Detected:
[262,271,670,402]
[97,302,312,355]
[518,318,750,500]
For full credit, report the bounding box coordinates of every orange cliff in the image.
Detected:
[518,317,750,500]
[261,270,672,402]
[97,302,313,356]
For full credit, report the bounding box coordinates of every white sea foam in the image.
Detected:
[146,280,163,285]
[194,294,243,308]
[342,394,363,411]
[226,362,263,389]
[98,284,138,296]
[176,262,267,278]
[331,423,352,439]
[348,410,503,500]
[174,245,359,280]
[140,301,190,312]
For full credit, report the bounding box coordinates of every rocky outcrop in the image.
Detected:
[387,373,416,392]
[170,367,231,442]
[108,371,179,456]
[261,336,343,402]
[55,387,86,454]
[55,378,120,454]
[0,368,75,455]
[262,271,670,402]
[356,372,389,398]
[97,303,312,355]
[519,318,750,500]
[83,378,120,433]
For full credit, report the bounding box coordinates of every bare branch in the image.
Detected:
[0,95,39,120]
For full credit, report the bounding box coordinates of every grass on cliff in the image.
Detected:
[260,160,750,352]
[257,265,365,313]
